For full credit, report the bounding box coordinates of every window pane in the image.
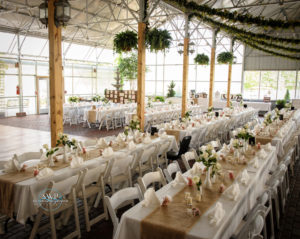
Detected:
[145,80,155,96]
[243,71,260,99]
[164,66,182,82]
[196,81,209,94]
[260,71,277,100]
[277,71,296,100]
[196,66,209,82]
[22,76,35,96]
[215,65,228,82]
[73,77,92,95]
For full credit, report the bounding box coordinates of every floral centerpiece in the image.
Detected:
[198,144,219,189]
[208,106,213,112]
[124,115,141,137]
[263,112,273,126]
[235,125,253,142]
[43,144,58,166]
[68,96,79,103]
[56,133,77,163]
[182,111,191,122]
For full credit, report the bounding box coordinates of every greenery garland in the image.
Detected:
[165,0,300,29]
[237,37,300,60]
[236,33,300,53]
[189,13,300,60]
[190,13,300,45]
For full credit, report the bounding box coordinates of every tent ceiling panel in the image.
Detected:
[0,0,299,50]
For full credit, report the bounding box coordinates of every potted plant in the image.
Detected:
[113,30,138,53]
[217,52,234,64]
[92,95,101,102]
[146,28,172,52]
[117,53,138,90]
[166,81,176,98]
[194,53,209,65]
[154,96,165,102]
[276,99,286,110]
[284,89,290,102]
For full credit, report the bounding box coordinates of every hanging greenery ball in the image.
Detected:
[194,53,209,65]
[113,30,138,53]
[217,52,234,64]
[146,28,172,52]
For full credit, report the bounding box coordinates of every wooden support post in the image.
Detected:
[226,39,234,107]
[137,0,146,131]
[208,29,217,108]
[137,22,146,131]
[181,14,189,118]
[48,0,63,147]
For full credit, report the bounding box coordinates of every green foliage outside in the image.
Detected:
[167,81,176,97]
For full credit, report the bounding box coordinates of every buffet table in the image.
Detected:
[115,146,277,239]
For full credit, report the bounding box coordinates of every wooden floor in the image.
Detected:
[0,124,88,161]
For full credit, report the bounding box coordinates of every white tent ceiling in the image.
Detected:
[0,0,299,50]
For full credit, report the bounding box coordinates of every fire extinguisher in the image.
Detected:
[16,85,20,95]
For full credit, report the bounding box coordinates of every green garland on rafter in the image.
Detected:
[237,34,300,53]
[237,37,300,60]
[165,0,300,29]
[189,13,300,45]
[188,13,300,60]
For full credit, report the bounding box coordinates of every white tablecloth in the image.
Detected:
[196,99,271,112]
[115,147,277,239]
[4,136,178,224]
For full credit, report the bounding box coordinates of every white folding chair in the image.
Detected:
[163,161,182,183]
[79,159,114,232]
[182,150,197,170]
[109,154,133,193]
[104,184,143,236]
[137,168,167,194]
[30,171,86,239]
[135,145,157,177]
[154,139,171,168]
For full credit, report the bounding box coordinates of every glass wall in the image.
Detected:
[243,70,299,100]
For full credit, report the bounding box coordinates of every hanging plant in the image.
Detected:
[146,28,172,52]
[194,53,209,65]
[217,52,234,64]
[113,30,138,53]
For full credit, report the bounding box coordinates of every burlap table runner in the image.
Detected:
[0,160,70,218]
[165,130,180,143]
[141,153,251,239]
[255,136,272,145]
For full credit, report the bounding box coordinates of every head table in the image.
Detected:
[0,135,178,224]
[114,145,277,239]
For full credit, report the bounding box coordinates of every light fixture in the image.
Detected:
[177,43,184,55]
[177,41,195,55]
[189,41,195,54]
[55,0,71,26]
[39,0,71,27]
[39,0,48,26]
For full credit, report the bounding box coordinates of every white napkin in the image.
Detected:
[277,131,283,137]
[141,188,161,207]
[40,153,48,161]
[97,138,108,148]
[171,172,188,187]
[211,140,220,148]
[252,157,260,168]
[4,155,21,173]
[189,162,205,175]
[36,167,54,180]
[208,202,225,226]
[224,183,240,201]
[128,141,136,150]
[187,125,193,131]
[195,122,201,128]
[116,134,125,143]
[258,149,267,159]
[164,123,171,130]
[70,156,84,168]
[102,147,114,158]
[239,169,250,185]
[143,136,152,144]
[134,130,142,139]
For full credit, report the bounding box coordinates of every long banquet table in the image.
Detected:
[0,135,178,224]
[115,146,277,239]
